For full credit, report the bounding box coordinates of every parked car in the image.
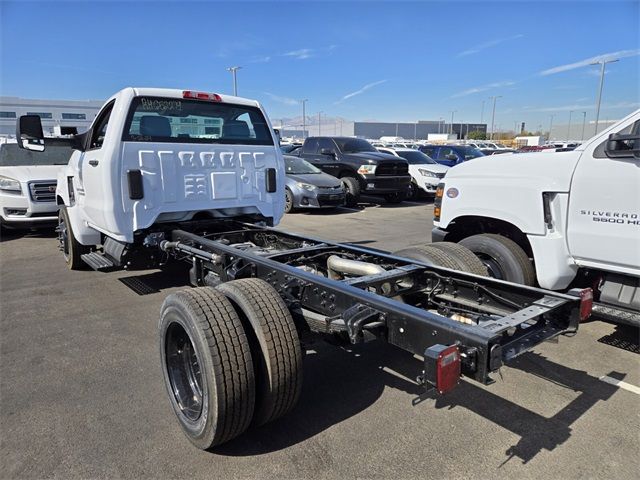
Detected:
[377,147,449,198]
[280,143,302,154]
[418,144,485,167]
[0,138,72,230]
[297,136,411,206]
[283,155,345,213]
[480,148,516,155]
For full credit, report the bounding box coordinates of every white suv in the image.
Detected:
[377,147,449,198]
[0,140,71,229]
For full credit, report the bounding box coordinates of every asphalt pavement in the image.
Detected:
[1,199,638,479]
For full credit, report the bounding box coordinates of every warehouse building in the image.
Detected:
[0,96,103,136]
[353,120,487,140]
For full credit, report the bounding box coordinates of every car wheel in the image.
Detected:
[58,206,89,270]
[341,177,360,207]
[406,181,418,200]
[459,234,536,285]
[284,188,294,213]
[384,191,406,204]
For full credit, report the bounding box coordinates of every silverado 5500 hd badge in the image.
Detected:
[580,210,640,225]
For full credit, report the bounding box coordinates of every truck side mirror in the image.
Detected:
[16,115,45,152]
[605,132,640,159]
[320,148,335,156]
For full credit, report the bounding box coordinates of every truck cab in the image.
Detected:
[432,109,640,325]
[17,87,284,269]
[297,136,411,206]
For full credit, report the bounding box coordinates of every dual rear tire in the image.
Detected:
[159,279,303,449]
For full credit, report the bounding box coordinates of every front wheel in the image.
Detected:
[284,188,294,213]
[459,233,536,285]
[384,191,406,204]
[341,177,361,207]
[405,181,419,200]
[58,206,89,270]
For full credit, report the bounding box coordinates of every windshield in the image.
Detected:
[123,96,274,145]
[398,150,437,164]
[0,141,72,166]
[285,156,321,174]
[334,138,377,153]
[458,146,485,159]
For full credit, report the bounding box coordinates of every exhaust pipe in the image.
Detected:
[327,255,386,280]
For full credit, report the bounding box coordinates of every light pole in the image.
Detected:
[581,111,587,141]
[300,99,308,139]
[449,110,457,135]
[318,111,323,136]
[590,58,619,134]
[567,110,574,140]
[548,114,555,142]
[226,66,242,96]
[489,95,501,140]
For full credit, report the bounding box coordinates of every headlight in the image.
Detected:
[418,169,438,178]
[296,182,317,191]
[0,175,22,193]
[357,164,377,174]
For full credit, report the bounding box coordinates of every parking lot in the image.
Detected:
[1,198,638,479]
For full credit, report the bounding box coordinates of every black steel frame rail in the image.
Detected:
[165,226,580,384]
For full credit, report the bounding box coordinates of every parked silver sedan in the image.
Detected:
[284,155,345,213]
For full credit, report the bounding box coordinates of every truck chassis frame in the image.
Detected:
[156,220,582,386]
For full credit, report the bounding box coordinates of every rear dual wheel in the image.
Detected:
[159,279,302,449]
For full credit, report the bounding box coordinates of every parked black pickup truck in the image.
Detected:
[296,136,411,206]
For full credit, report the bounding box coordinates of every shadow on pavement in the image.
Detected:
[0,227,57,243]
[432,352,622,465]
[215,345,622,464]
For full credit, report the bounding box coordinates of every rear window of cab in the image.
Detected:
[122,96,274,146]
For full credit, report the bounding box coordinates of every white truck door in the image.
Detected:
[79,101,115,230]
[567,113,640,274]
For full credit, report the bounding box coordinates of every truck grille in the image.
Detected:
[28,181,57,203]
[376,162,409,176]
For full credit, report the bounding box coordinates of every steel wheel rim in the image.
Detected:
[165,322,203,422]
[477,254,504,280]
[58,215,70,261]
[285,190,293,212]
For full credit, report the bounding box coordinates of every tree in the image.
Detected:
[467,130,487,140]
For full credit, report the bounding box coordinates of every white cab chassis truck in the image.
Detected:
[17,88,590,450]
[432,109,640,327]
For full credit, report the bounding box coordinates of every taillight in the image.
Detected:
[579,288,593,321]
[434,182,445,221]
[182,90,222,102]
[424,344,461,394]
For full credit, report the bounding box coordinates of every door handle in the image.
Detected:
[88,160,99,167]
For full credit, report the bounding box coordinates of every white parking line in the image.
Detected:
[337,206,361,212]
[599,375,640,395]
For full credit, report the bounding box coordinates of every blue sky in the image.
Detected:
[1,0,639,129]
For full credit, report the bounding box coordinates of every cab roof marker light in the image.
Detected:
[182,91,222,102]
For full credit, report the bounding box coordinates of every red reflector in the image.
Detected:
[425,344,461,394]
[579,288,593,321]
[182,90,222,102]
[436,345,461,394]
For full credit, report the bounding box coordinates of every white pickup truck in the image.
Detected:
[432,109,640,326]
[15,87,590,450]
